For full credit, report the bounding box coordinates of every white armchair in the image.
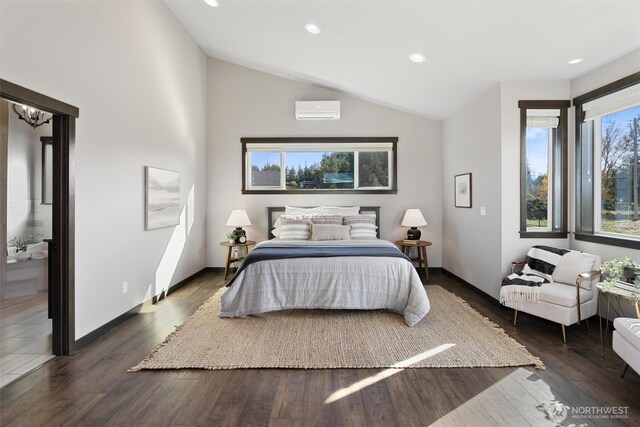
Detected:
[613,300,640,378]
[502,249,601,343]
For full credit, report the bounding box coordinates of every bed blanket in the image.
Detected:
[220,240,430,326]
[227,245,410,287]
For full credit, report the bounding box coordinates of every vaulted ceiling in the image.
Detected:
[165,0,640,120]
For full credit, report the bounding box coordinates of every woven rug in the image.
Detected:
[130,285,543,371]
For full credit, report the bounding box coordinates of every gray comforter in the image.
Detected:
[219,239,431,326]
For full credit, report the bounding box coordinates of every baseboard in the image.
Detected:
[441,268,499,304]
[75,266,213,349]
[151,267,221,303]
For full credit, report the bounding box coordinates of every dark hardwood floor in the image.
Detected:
[0,292,54,388]
[0,270,638,426]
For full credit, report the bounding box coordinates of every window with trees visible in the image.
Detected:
[519,101,569,238]
[575,73,640,248]
[241,137,397,194]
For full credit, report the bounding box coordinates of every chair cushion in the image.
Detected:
[537,282,593,307]
[552,251,596,289]
[613,317,640,352]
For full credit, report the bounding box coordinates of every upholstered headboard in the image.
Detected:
[267,206,381,239]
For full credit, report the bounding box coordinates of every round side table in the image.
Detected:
[219,240,256,280]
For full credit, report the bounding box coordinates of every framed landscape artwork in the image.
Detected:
[455,173,472,208]
[145,166,180,230]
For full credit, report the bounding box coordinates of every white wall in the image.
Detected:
[206,58,442,267]
[6,114,52,242]
[442,85,503,298]
[443,81,572,299]
[500,81,571,276]
[0,1,208,339]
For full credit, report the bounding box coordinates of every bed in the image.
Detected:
[219,206,430,326]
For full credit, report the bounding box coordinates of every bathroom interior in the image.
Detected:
[0,99,54,388]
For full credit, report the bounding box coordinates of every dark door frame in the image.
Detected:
[1,79,78,355]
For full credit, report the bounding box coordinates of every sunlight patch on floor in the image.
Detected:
[432,368,562,426]
[324,343,455,404]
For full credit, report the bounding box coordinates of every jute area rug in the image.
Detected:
[130,285,543,371]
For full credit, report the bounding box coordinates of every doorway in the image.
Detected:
[0,100,55,387]
[0,80,78,385]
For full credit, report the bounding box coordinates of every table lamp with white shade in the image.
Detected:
[401,209,427,240]
[226,210,251,243]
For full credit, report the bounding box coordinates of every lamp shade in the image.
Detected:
[401,209,427,227]
[226,210,251,227]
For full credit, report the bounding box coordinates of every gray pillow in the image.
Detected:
[311,223,351,241]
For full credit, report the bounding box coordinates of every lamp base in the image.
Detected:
[232,227,246,243]
[407,227,421,240]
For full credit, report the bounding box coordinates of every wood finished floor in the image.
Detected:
[0,292,54,388]
[0,271,638,426]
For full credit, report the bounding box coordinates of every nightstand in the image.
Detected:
[395,240,432,282]
[220,240,256,280]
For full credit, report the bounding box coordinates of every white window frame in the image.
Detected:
[592,115,640,240]
[574,73,640,250]
[518,100,568,238]
[242,139,396,193]
[527,129,554,232]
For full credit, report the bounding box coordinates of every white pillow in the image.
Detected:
[285,206,322,216]
[349,223,378,239]
[552,252,596,289]
[311,224,351,241]
[320,206,360,216]
[278,219,311,240]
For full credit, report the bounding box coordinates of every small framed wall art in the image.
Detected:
[145,166,180,230]
[454,173,472,208]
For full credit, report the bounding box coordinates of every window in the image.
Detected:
[519,101,569,238]
[574,72,640,248]
[41,137,53,205]
[241,137,397,194]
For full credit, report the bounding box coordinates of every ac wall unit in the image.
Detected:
[295,101,341,120]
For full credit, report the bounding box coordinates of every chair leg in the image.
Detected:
[585,317,591,333]
[620,363,629,378]
[513,309,518,326]
[561,324,567,344]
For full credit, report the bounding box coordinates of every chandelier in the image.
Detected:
[12,103,52,129]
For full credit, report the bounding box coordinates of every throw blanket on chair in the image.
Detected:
[500,246,570,304]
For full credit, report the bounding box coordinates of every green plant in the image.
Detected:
[226,231,236,241]
[600,256,639,284]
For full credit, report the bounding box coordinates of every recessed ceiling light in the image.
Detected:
[204,0,219,7]
[409,53,426,63]
[568,58,583,65]
[305,23,321,35]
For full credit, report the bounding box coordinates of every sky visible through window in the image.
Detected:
[252,152,280,169]
[527,128,549,177]
[527,106,640,177]
[252,152,333,169]
[602,105,640,130]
